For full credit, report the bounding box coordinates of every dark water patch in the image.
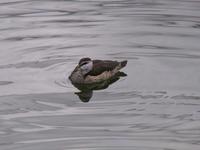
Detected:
[0,27,26,31]
[0,10,51,19]
[192,24,200,29]
[42,54,82,60]
[121,31,200,38]
[112,56,139,60]
[19,10,77,17]
[133,44,181,50]
[0,81,14,86]
[99,0,164,8]
[0,0,28,6]
[152,22,200,29]
[21,45,53,53]
[145,14,200,22]
[177,103,200,106]
[172,94,200,100]
[56,44,97,50]
[136,94,164,100]
[173,114,194,120]
[110,12,200,21]
[18,9,101,18]
[155,91,167,94]
[43,19,108,24]
[69,23,103,28]
[3,34,100,41]
[0,142,14,147]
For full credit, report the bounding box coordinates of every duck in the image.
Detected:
[69,57,127,84]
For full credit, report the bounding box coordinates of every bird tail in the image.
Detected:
[120,60,128,68]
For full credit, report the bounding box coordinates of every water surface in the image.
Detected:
[0,0,200,150]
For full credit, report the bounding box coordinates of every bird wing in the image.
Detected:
[86,60,119,76]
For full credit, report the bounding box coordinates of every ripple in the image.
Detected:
[172,94,200,100]
[3,34,100,41]
[12,123,56,133]
[0,100,91,120]
[0,59,71,69]
[108,51,200,59]
[0,81,14,86]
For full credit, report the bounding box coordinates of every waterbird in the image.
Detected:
[69,57,127,84]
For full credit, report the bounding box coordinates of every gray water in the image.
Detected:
[0,0,200,149]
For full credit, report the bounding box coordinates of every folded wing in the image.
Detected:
[87,60,119,76]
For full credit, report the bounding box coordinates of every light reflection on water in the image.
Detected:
[0,0,200,150]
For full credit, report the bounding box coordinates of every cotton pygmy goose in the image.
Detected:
[69,57,127,84]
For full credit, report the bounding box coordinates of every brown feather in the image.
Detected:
[86,60,119,76]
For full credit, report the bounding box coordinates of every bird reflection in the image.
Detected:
[71,72,127,102]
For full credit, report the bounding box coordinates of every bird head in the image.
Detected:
[78,57,93,75]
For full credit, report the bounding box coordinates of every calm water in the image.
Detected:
[0,0,200,149]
